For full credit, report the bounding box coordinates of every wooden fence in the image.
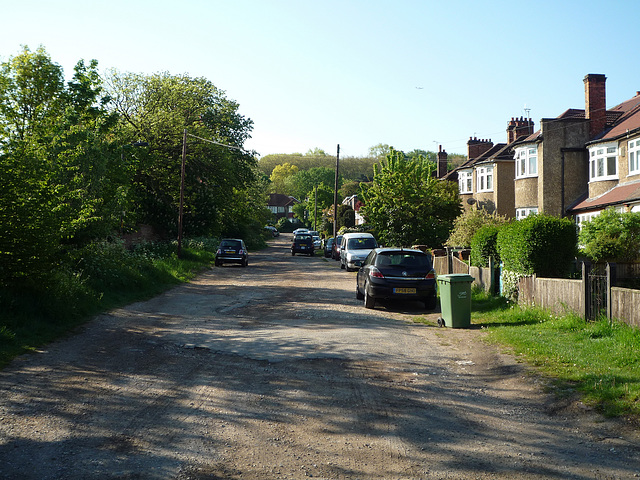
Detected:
[433,250,640,328]
[517,263,639,328]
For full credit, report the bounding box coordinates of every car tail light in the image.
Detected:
[238,249,244,254]
[216,249,222,255]
[370,267,384,279]
[425,269,436,280]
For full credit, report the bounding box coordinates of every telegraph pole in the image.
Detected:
[333,144,340,238]
[177,128,187,258]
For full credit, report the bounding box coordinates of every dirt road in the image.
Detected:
[0,235,638,479]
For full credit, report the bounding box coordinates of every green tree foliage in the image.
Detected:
[446,208,509,247]
[105,70,259,238]
[339,180,361,199]
[0,47,119,284]
[579,208,640,262]
[269,162,299,194]
[359,149,461,247]
[497,214,577,277]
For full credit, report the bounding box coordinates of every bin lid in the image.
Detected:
[437,274,474,282]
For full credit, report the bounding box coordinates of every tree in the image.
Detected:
[368,143,392,159]
[269,163,299,194]
[359,149,461,247]
[105,70,258,238]
[446,208,509,247]
[0,47,119,284]
[579,208,640,262]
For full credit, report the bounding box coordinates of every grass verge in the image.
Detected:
[471,288,640,420]
[0,237,226,369]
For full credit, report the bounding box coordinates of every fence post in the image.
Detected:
[606,262,617,322]
[446,247,452,274]
[582,261,590,320]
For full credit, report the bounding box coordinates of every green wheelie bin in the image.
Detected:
[437,274,474,328]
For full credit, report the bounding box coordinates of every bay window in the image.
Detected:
[458,169,472,194]
[476,166,493,192]
[629,139,640,176]
[589,143,618,181]
[515,146,537,178]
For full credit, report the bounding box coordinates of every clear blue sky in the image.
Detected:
[2,0,639,158]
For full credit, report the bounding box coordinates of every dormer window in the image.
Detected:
[458,169,472,194]
[629,139,640,176]
[589,143,618,181]
[514,146,537,178]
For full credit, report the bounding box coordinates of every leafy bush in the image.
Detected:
[497,214,577,277]
[446,208,508,248]
[579,208,640,262]
[470,224,501,267]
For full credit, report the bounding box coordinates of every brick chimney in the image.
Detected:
[507,116,535,144]
[436,145,448,178]
[584,73,607,138]
[467,137,493,161]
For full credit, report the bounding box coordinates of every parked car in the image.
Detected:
[340,232,378,271]
[356,248,437,310]
[264,225,279,237]
[293,227,310,235]
[324,237,335,258]
[331,235,343,260]
[312,235,322,249]
[291,233,314,256]
[215,238,248,267]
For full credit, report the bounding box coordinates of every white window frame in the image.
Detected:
[575,211,601,232]
[629,138,640,176]
[514,145,538,179]
[589,143,618,181]
[458,169,472,194]
[515,207,538,220]
[476,165,494,192]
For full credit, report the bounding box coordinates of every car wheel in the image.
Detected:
[363,282,375,309]
[340,260,345,269]
[356,283,364,300]
[291,251,295,256]
[242,259,248,267]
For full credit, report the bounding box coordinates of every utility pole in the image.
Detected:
[314,184,318,231]
[333,144,340,238]
[177,128,187,259]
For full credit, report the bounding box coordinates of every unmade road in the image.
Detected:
[0,235,638,479]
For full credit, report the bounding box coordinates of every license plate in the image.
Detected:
[225,250,235,254]
[394,288,416,294]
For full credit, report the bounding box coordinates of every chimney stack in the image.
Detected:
[467,137,493,161]
[584,73,607,138]
[507,116,535,144]
[437,145,448,178]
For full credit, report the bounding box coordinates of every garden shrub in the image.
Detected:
[470,224,501,267]
[497,214,577,277]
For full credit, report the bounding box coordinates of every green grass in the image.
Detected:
[0,238,219,369]
[471,288,640,419]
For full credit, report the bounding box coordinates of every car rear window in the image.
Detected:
[377,253,429,267]
[220,240,241,248]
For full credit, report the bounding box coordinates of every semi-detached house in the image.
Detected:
[444,74,640,229]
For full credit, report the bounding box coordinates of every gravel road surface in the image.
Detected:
[0,235,638,479]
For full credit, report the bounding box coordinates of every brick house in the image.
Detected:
[267,193,299,222]
[567,83,640,226]
[505,74,640,224]
[443,117,534,218]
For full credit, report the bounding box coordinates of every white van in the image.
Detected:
[339,232,378,271]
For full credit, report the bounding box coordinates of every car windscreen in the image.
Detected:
[295,234,312,241]
[377,253,429,268]
[347,238,377,250]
